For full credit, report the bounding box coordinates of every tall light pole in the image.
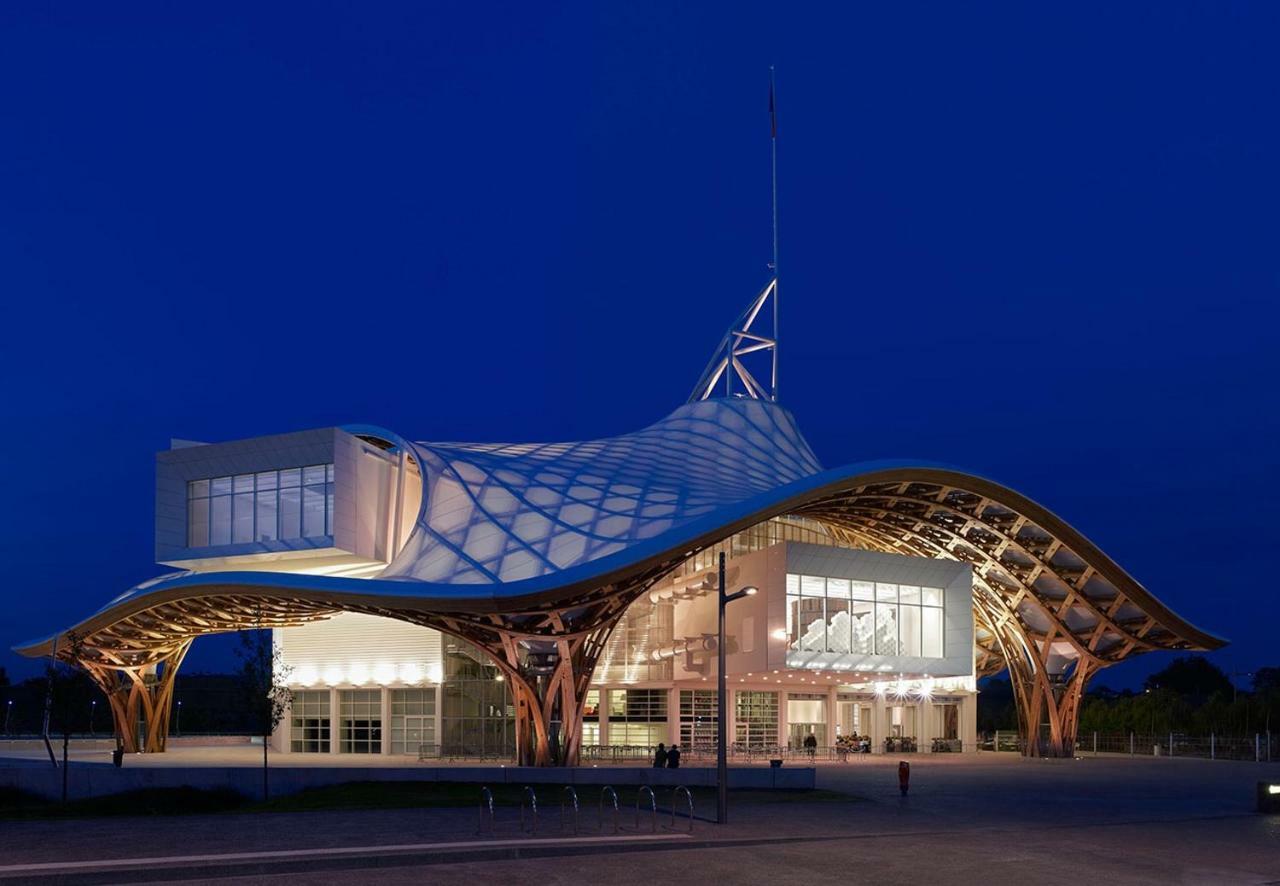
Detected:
[90,700,97,736]
[717,550,757,825]
[176,700,182,737]
[4,700,11,736]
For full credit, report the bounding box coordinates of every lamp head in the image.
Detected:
[743,586,759,596]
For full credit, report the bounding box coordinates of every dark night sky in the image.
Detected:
[1,3,1276,689]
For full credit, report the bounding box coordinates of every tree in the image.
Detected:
[45,632,101,802]
[1144,656,1233,705]
[236,622,292,801]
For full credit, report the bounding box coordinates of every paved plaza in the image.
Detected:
[0,752,1277,884]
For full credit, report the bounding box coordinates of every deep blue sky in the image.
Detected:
[1,3,1276,689]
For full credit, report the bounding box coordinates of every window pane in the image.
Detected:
[921,587,944,607]
[187,498,209,547]
[256,489,278,541]
[876,583,898,602]
[800,575,825,597]
[851,581,875,601]
[303,464,326,486]
[256,470,277,491]
[900,585,921,605]
[786,573,799,595]
[827,578,851,599]
[303,484,326,537]
[232,492,254,543]
[825,597,851,653]
[211,476,232,495]
[326,463,335,482]
[210,494,232,545]
[279,485,301,539]
[922,607,944,658]
[280,468,301,488]
[189,479,209,498]
[899,604,922,656]
[851,602,874,654]
[875,602,898,655]
[233,473,254,494]
[325,480,335,537]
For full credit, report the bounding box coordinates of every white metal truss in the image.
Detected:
[688,278,778,403]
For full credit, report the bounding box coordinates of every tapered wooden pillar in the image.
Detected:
[81,641,191,753]
[479,623,613,766]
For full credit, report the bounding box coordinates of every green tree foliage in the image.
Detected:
[1143,656,1234,703]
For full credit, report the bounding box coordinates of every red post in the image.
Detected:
[898,761,910,796]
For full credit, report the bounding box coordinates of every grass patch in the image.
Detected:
[0,785,246,820]
[0,781,862,820]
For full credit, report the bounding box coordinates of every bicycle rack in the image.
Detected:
[520,786,539,834]
[635,785,657,833]
[669,785,695,833]
[599,786,619,834]
[560,785,579,835]
[477,786,495,835]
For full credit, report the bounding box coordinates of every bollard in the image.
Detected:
[898,761,910,796]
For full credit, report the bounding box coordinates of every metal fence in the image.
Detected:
[982,731,1277,761]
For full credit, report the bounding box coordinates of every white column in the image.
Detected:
[774,687,785,751]
[380,687,392,755]
[826,685,839,749]
[962,693,978,752]
[921,702,932,753]
[599,688,611,746]
[433,683,442,753]
[668,687,681,747]
[871,695,886,754]
[329,687,341,754]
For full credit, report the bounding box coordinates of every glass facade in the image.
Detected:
[339,689,381,753]
[187,464,334,547]
[734,690,778,748]
[581,689,601,745]
[440,640,514,757]
[595,599,673,684]
[607,689,668,746]
[390,688,436,755]
[679,689,718,752]
[289,689,330,753]
[786,574,944,658]
[787,693,827,748]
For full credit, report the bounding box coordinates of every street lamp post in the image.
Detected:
[176,700,182,737]
[717,550,757,825]
[90,700,96,736]
[4,700,11,736]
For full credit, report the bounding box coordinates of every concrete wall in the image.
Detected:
[1,763,814,802]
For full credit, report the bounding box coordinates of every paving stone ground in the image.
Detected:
[1,752,1277,884]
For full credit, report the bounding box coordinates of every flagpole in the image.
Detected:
[769,66,779,402]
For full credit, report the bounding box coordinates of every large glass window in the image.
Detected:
[339,689,382,754]
[390,688,437,755]
[787,693,827,749]
[607,689,668,746]
[679,689,718,752]
[581,689,601,746]
[440,640,514,758]
[186,464,334,548]
[734,690,778,748]
[786,574,945,659]
[289,690,331,753]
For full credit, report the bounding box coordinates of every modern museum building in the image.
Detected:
[16,282,1222,765]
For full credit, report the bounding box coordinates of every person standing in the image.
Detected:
[667,743,681,768]
[653,742,668,768]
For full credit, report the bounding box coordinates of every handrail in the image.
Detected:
[520,785,538,835]
[599,786,619,834]
[560,785,580,834]
[670,785,694,833]
[635,785,657,833]
[477,786,495,835]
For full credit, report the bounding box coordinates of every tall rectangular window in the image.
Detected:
[679,689,717,752]
[607,689,668,746]
[289,690,331,753]
[339,688,382,754]
[390,688,437,755]
[734,690,778,748]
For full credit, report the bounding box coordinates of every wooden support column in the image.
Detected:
[80,641,192,754]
